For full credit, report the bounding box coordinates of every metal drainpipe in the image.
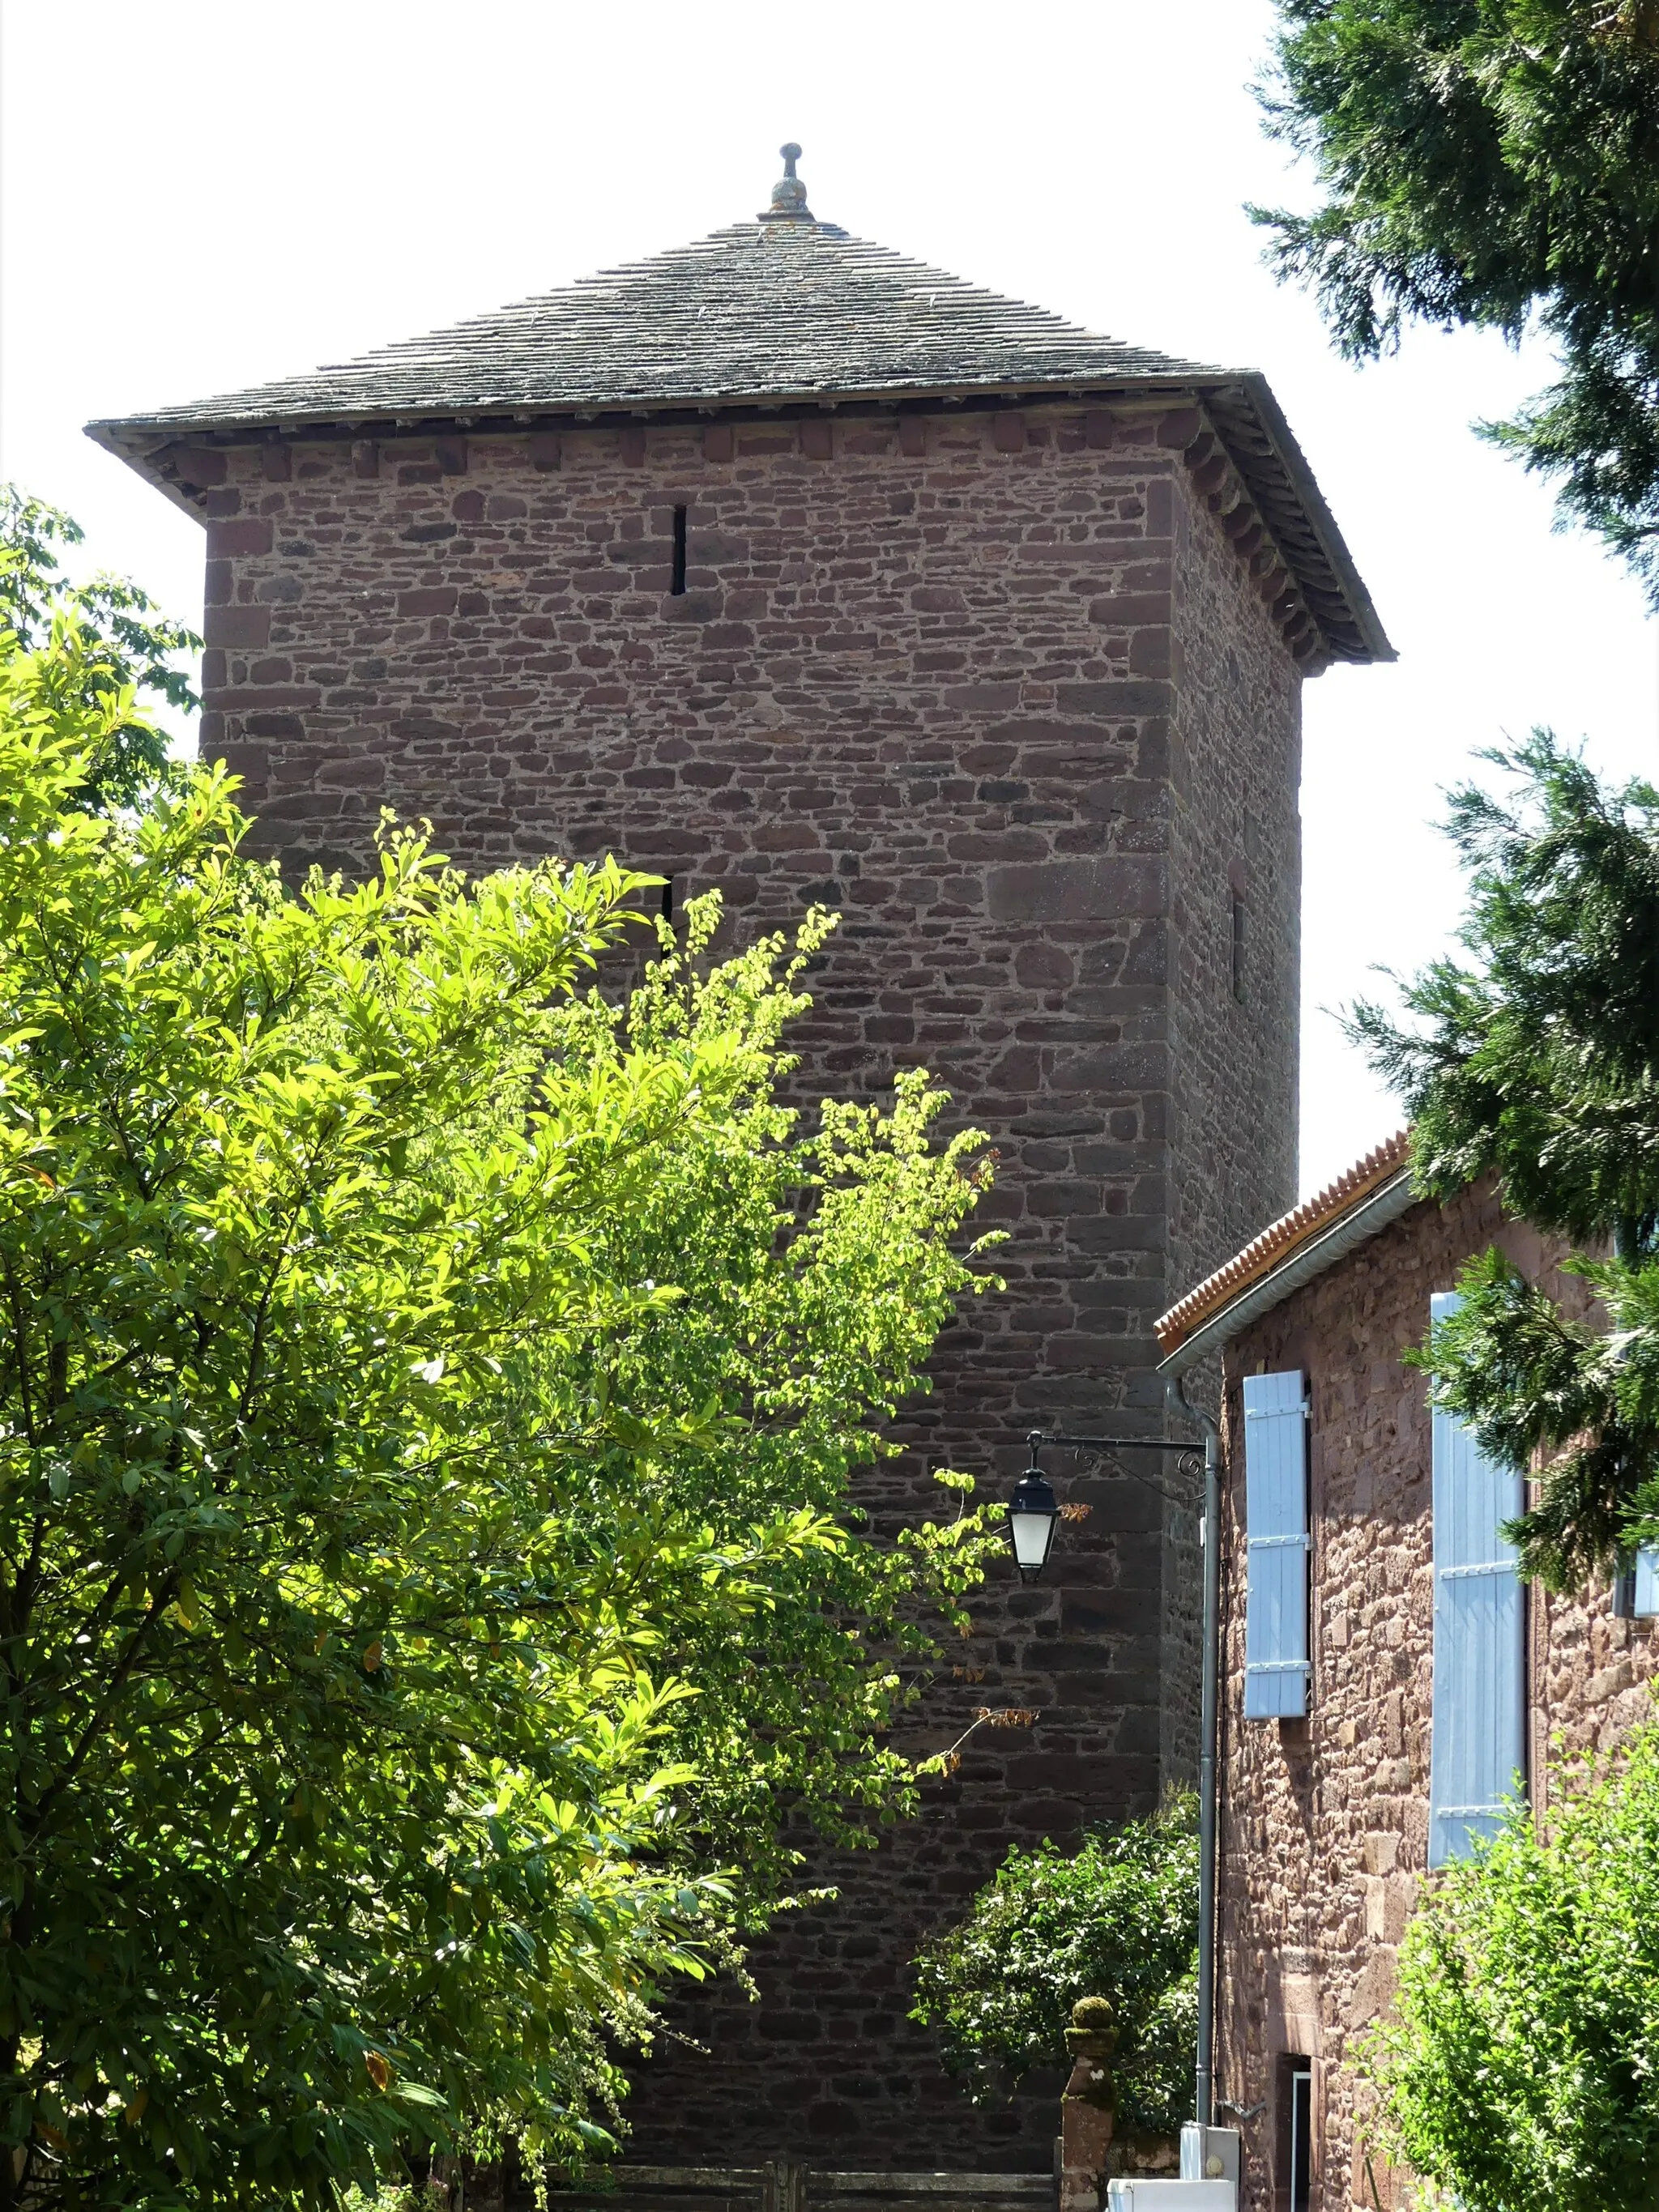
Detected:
[1166,1370,1222,2129]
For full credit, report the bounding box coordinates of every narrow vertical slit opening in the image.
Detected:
[1287,2056,1312,2212]
[671,506,688,596]
[1231,893,1247,1004]
[660,877,675,930]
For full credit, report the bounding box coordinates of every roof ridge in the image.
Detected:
[1155,1130,1413,1357]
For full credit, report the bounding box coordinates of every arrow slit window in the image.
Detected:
[671,506,688,596]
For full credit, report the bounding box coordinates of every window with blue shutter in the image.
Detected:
[1243,1370,1311,1720]
[1612,1546,1659,1617]
[1428,1290,1526,1868]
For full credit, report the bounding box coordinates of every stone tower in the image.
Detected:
[91,149,1388,2172]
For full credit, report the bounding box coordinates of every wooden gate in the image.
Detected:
[543,2163,1056,2212]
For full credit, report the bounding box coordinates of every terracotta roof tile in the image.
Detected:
[1155,1130,1411,1357]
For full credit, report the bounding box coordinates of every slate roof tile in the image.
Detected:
[84,167,1392,663]
[94,221,1220,430]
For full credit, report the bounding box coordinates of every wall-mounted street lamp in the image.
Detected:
[1007,1426,1201,1582]
[1004,1395,1224,2144]
[1006,1447,1060,1582]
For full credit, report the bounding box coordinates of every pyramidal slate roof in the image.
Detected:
[87,151,1392,663]
[96,222,1222,431]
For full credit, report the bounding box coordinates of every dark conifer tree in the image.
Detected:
[1256,2,1659,600]
[1353,731,1659,1587]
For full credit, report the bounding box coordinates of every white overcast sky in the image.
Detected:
[2,0,1656,1200]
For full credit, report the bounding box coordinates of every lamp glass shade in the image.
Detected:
[1006,1471,1059,1581]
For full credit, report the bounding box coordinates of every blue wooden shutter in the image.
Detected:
[1636,1547,1659,1617]
[1242,1370,1311,1720]
[1428,1290,1526,1868]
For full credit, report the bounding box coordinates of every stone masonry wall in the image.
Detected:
[1214,1183,1658,2211]
[1160,432,1303,1782]
[188,398,1306,2167]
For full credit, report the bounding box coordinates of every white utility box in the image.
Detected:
[1179,2125,1241,2185]
[1103,2121,1241,2207]
[1104,2186,1235,2210]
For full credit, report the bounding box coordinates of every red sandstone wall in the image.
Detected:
[1215,1185,1659,2210]
[188,399,1305,2167]
[1160,437,1303,1780]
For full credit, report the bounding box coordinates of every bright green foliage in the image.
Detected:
[1256,2,1659,600]
[1350,731,1659,1587]
[1367,1716,1659,2209]
[556,914,1000,1890]
[0,487,200,810]
[0,612,999,2207]
[909,1796,1198,2137]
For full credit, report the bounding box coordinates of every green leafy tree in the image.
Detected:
[1351,731,1659,1588]
[0,605,998,2209]
[0,485,200,809]
[1366,1715,1659,2209]
[556,910,999,1890]
[909,1795,1198,2139]
[1255,2,1659,599]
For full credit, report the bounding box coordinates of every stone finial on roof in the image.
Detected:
[761,142,813,223]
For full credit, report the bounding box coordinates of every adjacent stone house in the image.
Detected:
[87,149,1388,2170]
[1155,1136,1659,2211]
